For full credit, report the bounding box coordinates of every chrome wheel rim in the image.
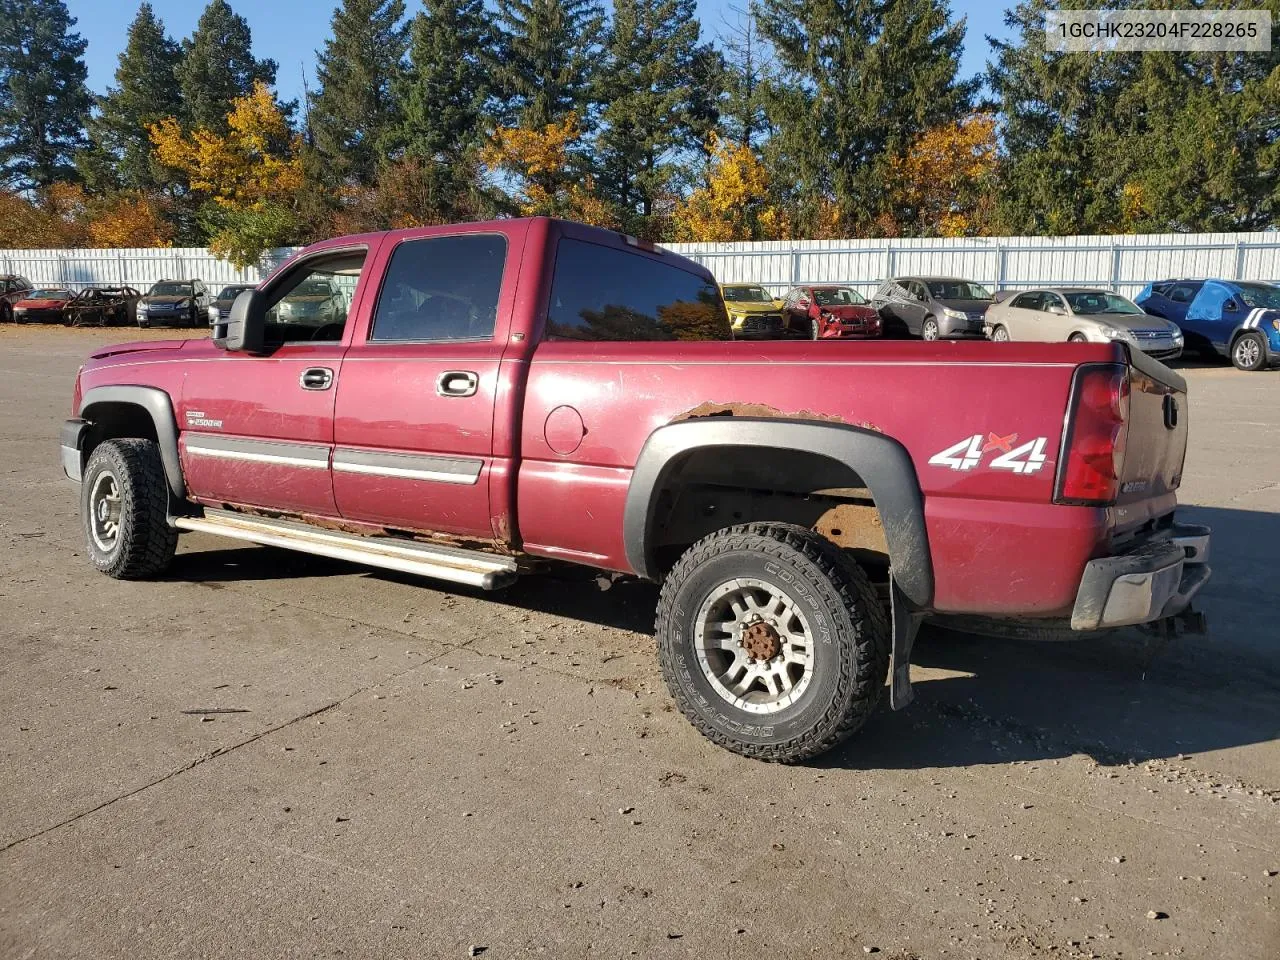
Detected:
[1236,338,1260,368]
[923,321,939,341]
[993,326,1009,341]
[694,578,814,715]
[89,470,123,553]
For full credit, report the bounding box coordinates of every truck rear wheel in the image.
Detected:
[81,438,178,579]
[656,522,889,763]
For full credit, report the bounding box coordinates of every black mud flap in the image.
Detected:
[889,578,925,711]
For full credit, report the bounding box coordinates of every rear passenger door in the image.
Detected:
[1005,292,1042,339]
[332,228,517,539]
[901,281,929,334]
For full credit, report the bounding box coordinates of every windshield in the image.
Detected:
[1063,291,1143,315]
[1236,283,1280,309]
[218,285,251,300]
[29,289,70,299]
[812,287,867,307]
[722,285,771,303]
[927,280,992,301]
[149,282,192,297]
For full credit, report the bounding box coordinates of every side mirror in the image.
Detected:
[214,289,265,352]
[1224,299,1239,311]
[1048,304,1066,315]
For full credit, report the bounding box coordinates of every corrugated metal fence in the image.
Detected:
[666,232,1280,298]
[2,232,1279,297]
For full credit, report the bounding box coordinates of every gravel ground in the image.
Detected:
[1,326,1277,960]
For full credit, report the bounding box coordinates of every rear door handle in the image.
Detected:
[300,367,334,391]
[436,371,479,398]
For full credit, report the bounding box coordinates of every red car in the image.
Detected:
[59,217,1210,764]
[13,287,74,324]
[781,284,882,339]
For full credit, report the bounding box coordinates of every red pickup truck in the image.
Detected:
[60,218,1211,763]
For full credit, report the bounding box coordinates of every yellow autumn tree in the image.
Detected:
[86,194,174,248]
[150,81,303,266]
[671,135,788,242]
[481,114,617,227]
[883,113,1000,237]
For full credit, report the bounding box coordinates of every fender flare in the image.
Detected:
[622,418,934,608]
[78,385,186,500]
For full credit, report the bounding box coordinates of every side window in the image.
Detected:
[263,250,367,344]
[545,238,730,342]
[1010,292,1040,310]
[369,234,506,342]
[1169,284,1196,304]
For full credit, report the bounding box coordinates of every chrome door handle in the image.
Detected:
[300,367,334,390]
[436,371,478,398]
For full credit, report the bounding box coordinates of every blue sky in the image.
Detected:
[66,0,1015,107]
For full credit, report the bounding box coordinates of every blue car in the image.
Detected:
[1136,278,1280,371]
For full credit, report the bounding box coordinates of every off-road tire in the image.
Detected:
[656,522,890,763]
[81,438,177,579]
[1232,332,1266,371]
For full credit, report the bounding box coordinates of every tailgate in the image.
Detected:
[1115,349,1188,524]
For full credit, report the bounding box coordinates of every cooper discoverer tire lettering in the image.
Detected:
[656,522,890,763]
[81,438,178,579]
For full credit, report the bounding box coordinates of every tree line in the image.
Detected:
[0,0,1276,266]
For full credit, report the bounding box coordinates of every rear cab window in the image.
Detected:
[544,238,730,342]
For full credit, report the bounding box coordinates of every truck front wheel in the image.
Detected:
[81,438,178,579]
[656,522,889,763]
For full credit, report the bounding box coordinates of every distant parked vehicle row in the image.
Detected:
[9,286,142,326]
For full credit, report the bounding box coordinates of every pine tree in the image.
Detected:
[594,0,720,234]
[718,8,766,151]
[384,0,496,221]
[310,0,408,187]
[176,0,278,132]
[756,0,975,234]
[0,0,91,190]
[494,0,604,130]
[86,3,183,192]
[990,0,1280,234]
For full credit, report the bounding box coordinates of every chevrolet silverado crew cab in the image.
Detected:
[60,218,1211,763]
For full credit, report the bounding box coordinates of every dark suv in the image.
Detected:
[872,276,993,340]
[137,279,211,328]
[1,274,34,323]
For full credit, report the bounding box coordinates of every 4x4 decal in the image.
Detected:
[929,432,1049,475]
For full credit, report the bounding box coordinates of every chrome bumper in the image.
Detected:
[1071,523,1211,631]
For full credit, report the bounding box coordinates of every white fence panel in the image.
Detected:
[666,231,1280,299]
[2,232,1279,299]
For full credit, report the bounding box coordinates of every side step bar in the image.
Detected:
[173,509,518,590]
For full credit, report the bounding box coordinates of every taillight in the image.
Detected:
[1055,363,1130,505]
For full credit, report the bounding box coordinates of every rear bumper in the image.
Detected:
[1070,522,1211,630]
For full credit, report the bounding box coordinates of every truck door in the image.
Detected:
[332,227,517,539]
[178,247,375,517]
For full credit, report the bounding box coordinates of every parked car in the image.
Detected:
[211,283,258,325]
[272,276,347,328]
[720,283,786,340]
[872,276,992,340]
[12,287,74,324]
[62,287,141,327]
[984,287,1184,361]
[136,279,211,328]
[1136,278,1280,371]
[780,284,882,339]
[1,274,34,322]
[59,217,1209,764]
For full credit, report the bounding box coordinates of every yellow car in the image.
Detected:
[720,283,786,340]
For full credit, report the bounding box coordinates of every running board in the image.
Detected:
[174,509,518,590]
